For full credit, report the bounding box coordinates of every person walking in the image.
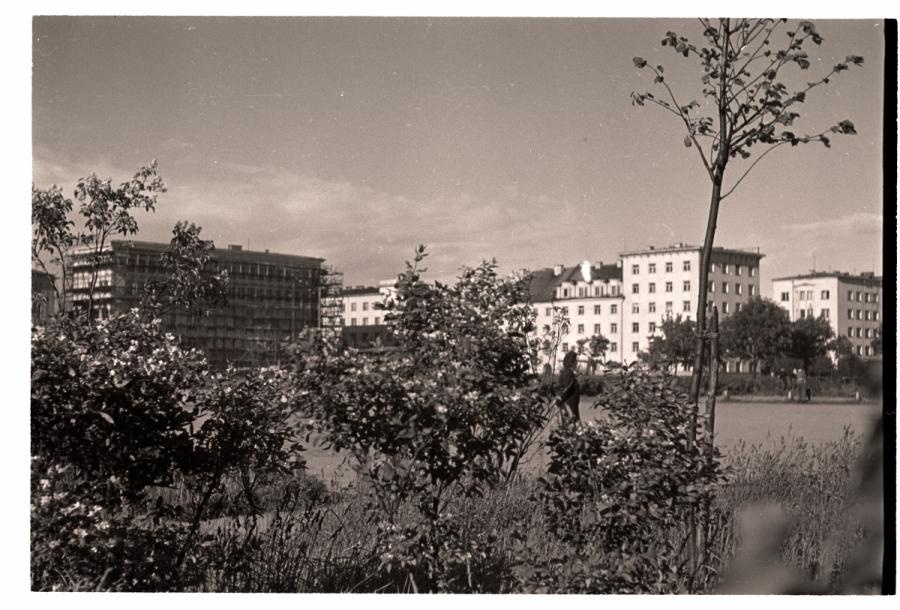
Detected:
[796,368,809,403]
[557,351,581,423]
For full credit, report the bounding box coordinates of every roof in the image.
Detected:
[106,240,323,266]
[619,244,764,259]
[342,286,381,296]
[772,271,883,286]
[527,263,623,302]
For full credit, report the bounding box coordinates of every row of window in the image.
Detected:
[847,327,876,339]
[848,290,879,303]
[632,280,690,294]
[559,284,621,298]
[709,263,756,276]
[709,282,755,296]
[348,317,382,326]
[793,289,830,301]
[561,341,620,354]
[848,308,879,321]
[631,261,690,274]
[542,304,621,317]
[347,301,381,312]
[798,308,828,319]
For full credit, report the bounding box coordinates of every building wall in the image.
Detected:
[620,247,762,364]
[774,274,882,358]
[343,290,386,326]
[67,242,324,368]
[532,295,626,368]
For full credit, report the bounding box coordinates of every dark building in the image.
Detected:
[67,241,325,368]
[31,269,57,325]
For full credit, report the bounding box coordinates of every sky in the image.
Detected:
[31,16,886,295]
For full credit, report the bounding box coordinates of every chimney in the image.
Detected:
[593,260,603,269]
[648,245,656,250]
[553,264,564,276]
[228,244,243,251]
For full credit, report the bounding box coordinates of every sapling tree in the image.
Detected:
[631,18,863,419]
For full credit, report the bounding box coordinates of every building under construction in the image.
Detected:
[67,240,331,368]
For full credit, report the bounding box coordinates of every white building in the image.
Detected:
[772,271,882,358]
[529,261,626,367]
[619,244,764,365]
[341,279,396,327]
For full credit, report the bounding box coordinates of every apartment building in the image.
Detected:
[67,241,324,368]
[340,279,396,348]
[529,261,626,367]
[620,244,764,365]
[772,271,882,358]
[31,269,57,325]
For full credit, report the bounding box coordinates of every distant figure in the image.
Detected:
[558,351,581,423]
[795,368,809,403]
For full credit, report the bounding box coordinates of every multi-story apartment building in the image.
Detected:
[529,261,626,367]
[67,240,324,368]
[619,244,764,367]
[772,271,882,358]
[340,279,396,348]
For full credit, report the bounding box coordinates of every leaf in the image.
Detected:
[632,57,647,69]
[683,135,692,148]
[99,412,115,425]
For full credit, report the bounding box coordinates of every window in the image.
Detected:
[821,309,830,319]
[749,285,756,297]
[847,290,853,301]
[866,346,873,356]
[594,305,602,315]
[722,283,729,294]
[709,282,716,293]
[649,321,657,333]
[864,293,870,303]
[649,302,657,313]
[736,265,742,276]
[665,281,673,292]
[856,346,862,356]
[683,280,691,292]
[665,301,673,313]
[351,302,357,312]
[632,342,640,353]
[610,304,618,314]
[632,264,640,274]
[610,323,618,334]
[543,324,550,333]
[736,303,743,312]
[610,342,618,353]
[821,290,830,300]
[781,292,790,301]
[735,283,742,295]
[874,294,879,303]
[632,283,640,294]
[362,317,368,325]
[648,263,657,273]
[847,308,853,320]
[351,318,357,326]
[362,302,369,311]
[577,324,585,334]
[856,291,862,301]
[649,283,656,293]
[724,264,731,275]
[874,312,880,321]
[864,310,870,321]
[632,322,640,333]
[856,309,862,320]
[683,260,691,272]
[562,343,569,352]
[577,305,585,316]
[665,262,673,273]
[865,327,871,339]
[611,286,619,296]
[578,287,586,297]
[683,300,691,312]
[847,328,853,337]
[632,303,639,314]
[562,288,570,298]
[750,267,757,277]
[722,302,729,314]
[710,263,717,273]
[594,324,601,334]
[562,306,569,315]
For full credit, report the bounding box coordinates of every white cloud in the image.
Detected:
[785,212,883,236]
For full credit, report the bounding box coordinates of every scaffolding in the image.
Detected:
[319,265,344,337]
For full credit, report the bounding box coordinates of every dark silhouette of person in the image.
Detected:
[558,351,581,423]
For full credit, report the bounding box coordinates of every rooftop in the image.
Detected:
[619,243,764,259]
[342,285,381,296]
[772,271,883,285]
[528,262,622,302]
[92,240,324,266]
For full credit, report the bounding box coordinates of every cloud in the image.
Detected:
[785,212,883,236]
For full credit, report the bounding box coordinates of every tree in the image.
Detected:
[827,335,855,359]
[75,161,166,318]
[142,221,230,317]
[587,333,610,374]
[642,315,696,372]
[631,19,863,415]
[31,185,77,309]
[788,316,834,374]
[719,297,791,378]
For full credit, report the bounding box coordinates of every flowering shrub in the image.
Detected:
[526,365,725,593]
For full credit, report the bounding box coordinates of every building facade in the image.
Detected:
[620,244,764,365]
[31,269,57,325]
[529,261,626,367]
[772,271,882,358]
[339,280,396,348]
[67,240,324,368]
